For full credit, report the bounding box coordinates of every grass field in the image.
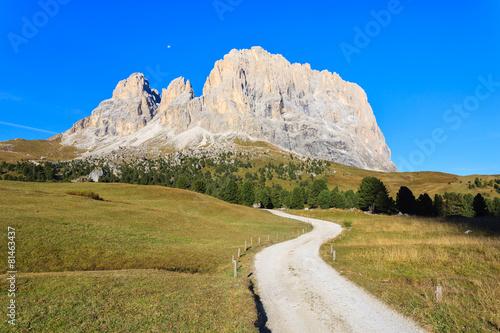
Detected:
[291,208,500,332]
[0,181,306,332]
[0,137,81,163]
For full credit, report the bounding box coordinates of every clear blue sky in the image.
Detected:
[1,0,499,175]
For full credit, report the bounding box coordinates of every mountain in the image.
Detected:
[61,47,397,172]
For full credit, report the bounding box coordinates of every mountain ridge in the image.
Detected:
[61,46,397,172]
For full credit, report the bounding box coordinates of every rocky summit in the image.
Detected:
[61,47,397,172]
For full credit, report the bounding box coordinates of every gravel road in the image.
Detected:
[254,210,425,333]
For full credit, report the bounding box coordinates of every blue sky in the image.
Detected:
[1,0,499,175]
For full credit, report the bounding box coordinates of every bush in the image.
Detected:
[66,191,104,201]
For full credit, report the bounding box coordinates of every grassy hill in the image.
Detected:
[0,137,81,163]
[231,140,500,199]
[0,181,307,332]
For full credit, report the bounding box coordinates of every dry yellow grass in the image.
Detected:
[0,137,81,162]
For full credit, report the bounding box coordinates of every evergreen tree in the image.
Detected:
[191,179,206,193]
[331,191,347,209]
[241,180,255,207]
[291,187,304,209]
[473,193,487,217]
[318,189,332,209]
[396,186,416,214]
[176,176,189,189]
[223,179,240,204]
[433,194,445,217]
[374,190,392,214]
[344,190,358,209]
[416,193,433,216]
[307,179,328,208]
[463,194,475,217]
[270,187,282,208]
[358,176,390,212]
[281,189,292,208]
[493,197,500,217]
[258,188,272,209]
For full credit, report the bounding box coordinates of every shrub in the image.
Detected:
[66,191,104,201]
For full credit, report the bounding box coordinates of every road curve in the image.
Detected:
[254,210,425,333]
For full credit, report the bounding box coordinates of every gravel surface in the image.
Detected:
[254,210,426,333]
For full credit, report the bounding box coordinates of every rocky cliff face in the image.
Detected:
[61,47,397,172]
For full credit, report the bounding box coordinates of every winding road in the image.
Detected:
[254,210,425,333]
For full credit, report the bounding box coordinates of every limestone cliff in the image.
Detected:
[61,47,397,172]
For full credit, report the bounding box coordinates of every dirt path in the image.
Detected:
[254,210,425,333]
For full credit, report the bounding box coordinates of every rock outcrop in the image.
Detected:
[65,73,160,138]
[61,47,397,172]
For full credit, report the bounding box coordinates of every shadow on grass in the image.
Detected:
[443,215,500,235]
[249,280,271,333]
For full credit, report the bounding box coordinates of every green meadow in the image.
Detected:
[0,181,306,332]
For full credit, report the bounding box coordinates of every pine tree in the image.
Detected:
[396,186,416,214]
[191,179,206,193]
[176,176,188,189]
[307,179,328,208]
[281,189,292,208]
[223,179,240,204]
[270,187,282,208]
[416,193,433,216]
[318,190,332,209]
[473,193,487,217]
[291,187,304,209]
[241,180,255,206]
[331,191,347,209]
[433,194,445,217]
[358,176,390,212]
[258,188,273,209]
[493,197,500,217]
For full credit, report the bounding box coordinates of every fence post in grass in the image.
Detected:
[436,286,443,302]
[233,259,237,278]
[258,237,261,245]
[330,245,333,254]
[245,241,247,251]
[333,251,336,261]
[238,248,240,258]
[268,235,270,241]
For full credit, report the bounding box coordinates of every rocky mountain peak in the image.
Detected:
[112,73,160,103]
[160,77,194,109]
[62,47,398,172]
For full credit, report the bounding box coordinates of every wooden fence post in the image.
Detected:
[238,248,240,258]
[436,286,443,302]
[330,245,333,254]
[268,235,270,241]
[258,237,261,244]
[333,251,336,261]
[233,260,237,278]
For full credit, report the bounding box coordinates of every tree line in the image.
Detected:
[1,159,499,218]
